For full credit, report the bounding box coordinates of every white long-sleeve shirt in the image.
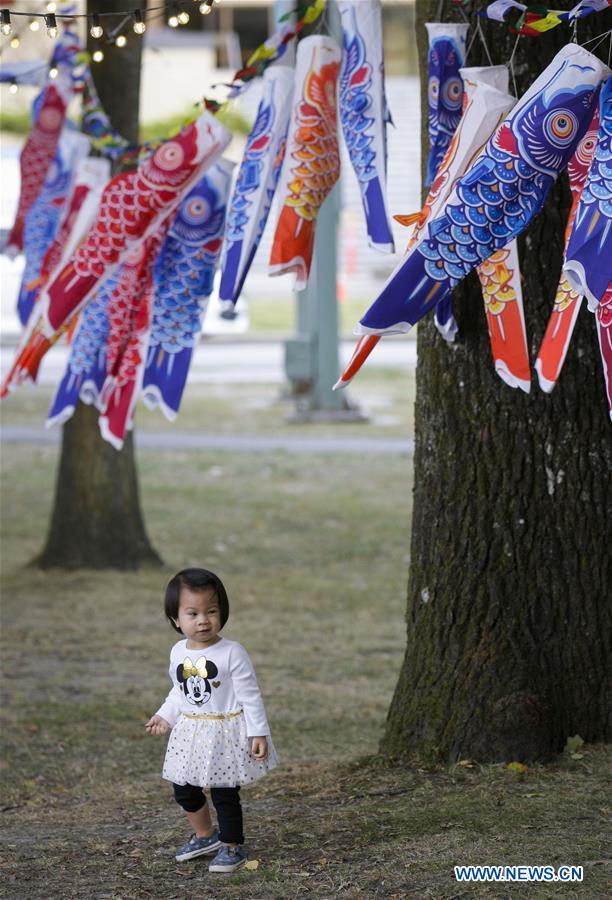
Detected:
[155,637,271,737]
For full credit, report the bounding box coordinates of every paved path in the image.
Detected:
[1,426,414,455]
[0,336,417,385]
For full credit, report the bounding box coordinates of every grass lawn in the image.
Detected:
[0,368,416,439]
[248,296,374,337]
[1,381,610,898]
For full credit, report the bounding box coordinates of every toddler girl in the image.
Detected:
[145,567,278,873]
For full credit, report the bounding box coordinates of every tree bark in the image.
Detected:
[382,1,611,763]
[37,1,161,569]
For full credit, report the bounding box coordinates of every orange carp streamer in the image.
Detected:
[478,244,530,392]
[269,36,341,291]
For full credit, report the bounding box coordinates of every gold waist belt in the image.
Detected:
[182,709,244,721]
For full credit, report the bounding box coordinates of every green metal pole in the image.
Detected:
[307,180,345,410]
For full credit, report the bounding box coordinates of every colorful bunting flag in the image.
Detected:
[219,66,293,306]
[338,0,394,253]
[142,159,234,421]
[225,0,326,102]
[482,0,612,33]
[269,35,341,291]
[560,0,612,20]
[483,0,527,21]
[81,69,131,160]
[355,45,608,341]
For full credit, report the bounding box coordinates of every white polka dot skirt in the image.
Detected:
[162,711,279,788]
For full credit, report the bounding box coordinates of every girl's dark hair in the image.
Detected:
[165,568,229,633]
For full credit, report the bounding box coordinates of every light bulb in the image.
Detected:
[133,11,146,34]
[178,10,190,24]
[168,14,179,27]
[115,34,127,47]
[29,18,40,32]
[45,14,58,38]
[10,35,20,48]
[92,49,104,62]
[9,80,18,94]
[90,14,103,39]
[199,2,212,14]
[46,2,57,12]
[1,10,12,36]
[49,66,58,79]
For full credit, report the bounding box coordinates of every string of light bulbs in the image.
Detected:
[1,1,222,87]
[0,1,221,41]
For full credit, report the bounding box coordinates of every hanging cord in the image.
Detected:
[313,9,326,35]
[463,9,494,67]
[476,16,494,66]
[465,24,480,62]
[436,0,445,23]
[581,27,612,52]
[608,29,612,68]
[508,33,521,98]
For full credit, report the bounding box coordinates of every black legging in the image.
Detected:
[173,782,244,845]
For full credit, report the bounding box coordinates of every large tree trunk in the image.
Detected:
[37,1,161,569]
[382,1,611,763]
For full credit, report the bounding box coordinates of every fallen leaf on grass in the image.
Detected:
[506,762,528,774]
[244,860,259,871]
[570,752,585,760]
[564,735,584,755]
[456,759,475,768]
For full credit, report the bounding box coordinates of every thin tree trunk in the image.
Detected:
[382,1,611,762]
[37,1,161,569]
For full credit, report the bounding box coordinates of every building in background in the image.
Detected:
[159,0,417,73]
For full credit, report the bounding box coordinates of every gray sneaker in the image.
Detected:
[175,829,222,861]
[208,845,247,873]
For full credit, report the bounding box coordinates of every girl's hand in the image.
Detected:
[250,736,268,760]
[145,715,170,736]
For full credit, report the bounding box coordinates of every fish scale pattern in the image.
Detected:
[149,169,229,357]
[359,45,606,335]
[338,0,394,252]
[43,114,229,335]
[339,17,376,185]
[219,66,292,305]
[17,147,73,325]
[141,162,233,420]
[65,282,114,379]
